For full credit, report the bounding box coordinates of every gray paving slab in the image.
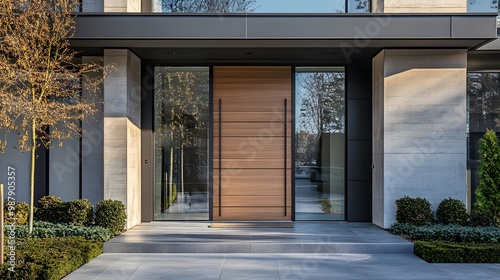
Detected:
[64,253,500,280]
[104,221,413,254]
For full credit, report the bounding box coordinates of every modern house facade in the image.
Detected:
[1,0,499,229]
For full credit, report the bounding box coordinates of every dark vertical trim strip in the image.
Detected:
[284,98,287,216]
[344,66,349,222]
[45,127,50,196]
[209,66,214,221]
[345,0,349,13]
[79,120,83,199]
[291,67,296,221]
[218,98,222,217]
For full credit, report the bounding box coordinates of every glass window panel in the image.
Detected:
[468,0,498,12]
[154,66,210,220]
[295,67,345,220]
[154,0,347,13]
[348,0,370,13]
[467,72,500,161]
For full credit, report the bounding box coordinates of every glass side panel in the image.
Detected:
[153,0,369,13]
[348,0,370,13]
[467,72,500,161]
[295,67,346,220]
[468,0,498,12]
[154,66,210,220]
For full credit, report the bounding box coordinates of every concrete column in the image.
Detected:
[372,49,467,228]
[104,50,141,229]
[374,0,466,13]
[82,57,104,206]
[104,0,141,12]
[82,0,104,12]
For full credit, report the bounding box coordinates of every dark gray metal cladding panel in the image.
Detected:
[74,16,247,39]
[347,181,372,222]
[246,16,451,39]
[347,141,372,181]
[451,16,498,38]
[348,100,372,141]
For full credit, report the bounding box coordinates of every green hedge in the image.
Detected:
[4,221,112,241]
[0,237,102,280]
[390,223,500,244]
[415,241,500,263]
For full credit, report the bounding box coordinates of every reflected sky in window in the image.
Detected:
[468,0,498,12]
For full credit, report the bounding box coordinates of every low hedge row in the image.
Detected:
[4,221,112,241]
[415,241,500,263]
[390,223,500,244]
[0,237,103,280]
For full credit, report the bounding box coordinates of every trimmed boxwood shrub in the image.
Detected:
[0,237,103,280]
[390,223,500,244]
[4,221,112,241]
[95,199,126,236]
[395,196,433,226]
[3,200,29,225]
[64,199,94,226]
[35,196,64,223]
[414,240,500,263]
[436,198,468,225]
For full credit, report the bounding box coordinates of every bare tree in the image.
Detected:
[0,0,108,233]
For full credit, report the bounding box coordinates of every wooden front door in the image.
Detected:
[213,66,292,221]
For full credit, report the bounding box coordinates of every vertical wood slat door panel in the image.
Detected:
[213,66,292,221]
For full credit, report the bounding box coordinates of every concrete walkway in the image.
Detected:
[64,222,500,279]
[65,253,500,279]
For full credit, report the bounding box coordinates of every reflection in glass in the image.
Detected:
[348,0,370,13]
[154,67,210,220]
[468,0,498,12]
[154,0,369,13]
[467,73,500,160]
[295,67,345,220]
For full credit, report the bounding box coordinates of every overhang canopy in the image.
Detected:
[72,13,497,61]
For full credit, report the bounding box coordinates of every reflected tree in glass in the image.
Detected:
[297,72,345,165]
[296,71,345,216]
[467,73,500,160]
[155,70,209,209]
[160,0,257,13]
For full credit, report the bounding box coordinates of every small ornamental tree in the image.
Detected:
[475,129,500,226]
[0,0,109,234]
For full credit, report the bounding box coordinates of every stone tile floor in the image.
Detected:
[64,222,500,279]
[65,253,500,280]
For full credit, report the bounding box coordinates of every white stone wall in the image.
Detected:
[82,0,104,12]
[103,49,141,230]
[104,0,141,12]
[381,0,466,13]
[372,49,467,228]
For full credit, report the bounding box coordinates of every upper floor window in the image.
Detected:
[468,0,499,12]
[153,0,370,13]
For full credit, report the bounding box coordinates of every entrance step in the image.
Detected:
[103,222,413,254]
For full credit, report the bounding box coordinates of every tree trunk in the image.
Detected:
[28,120,36,235]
